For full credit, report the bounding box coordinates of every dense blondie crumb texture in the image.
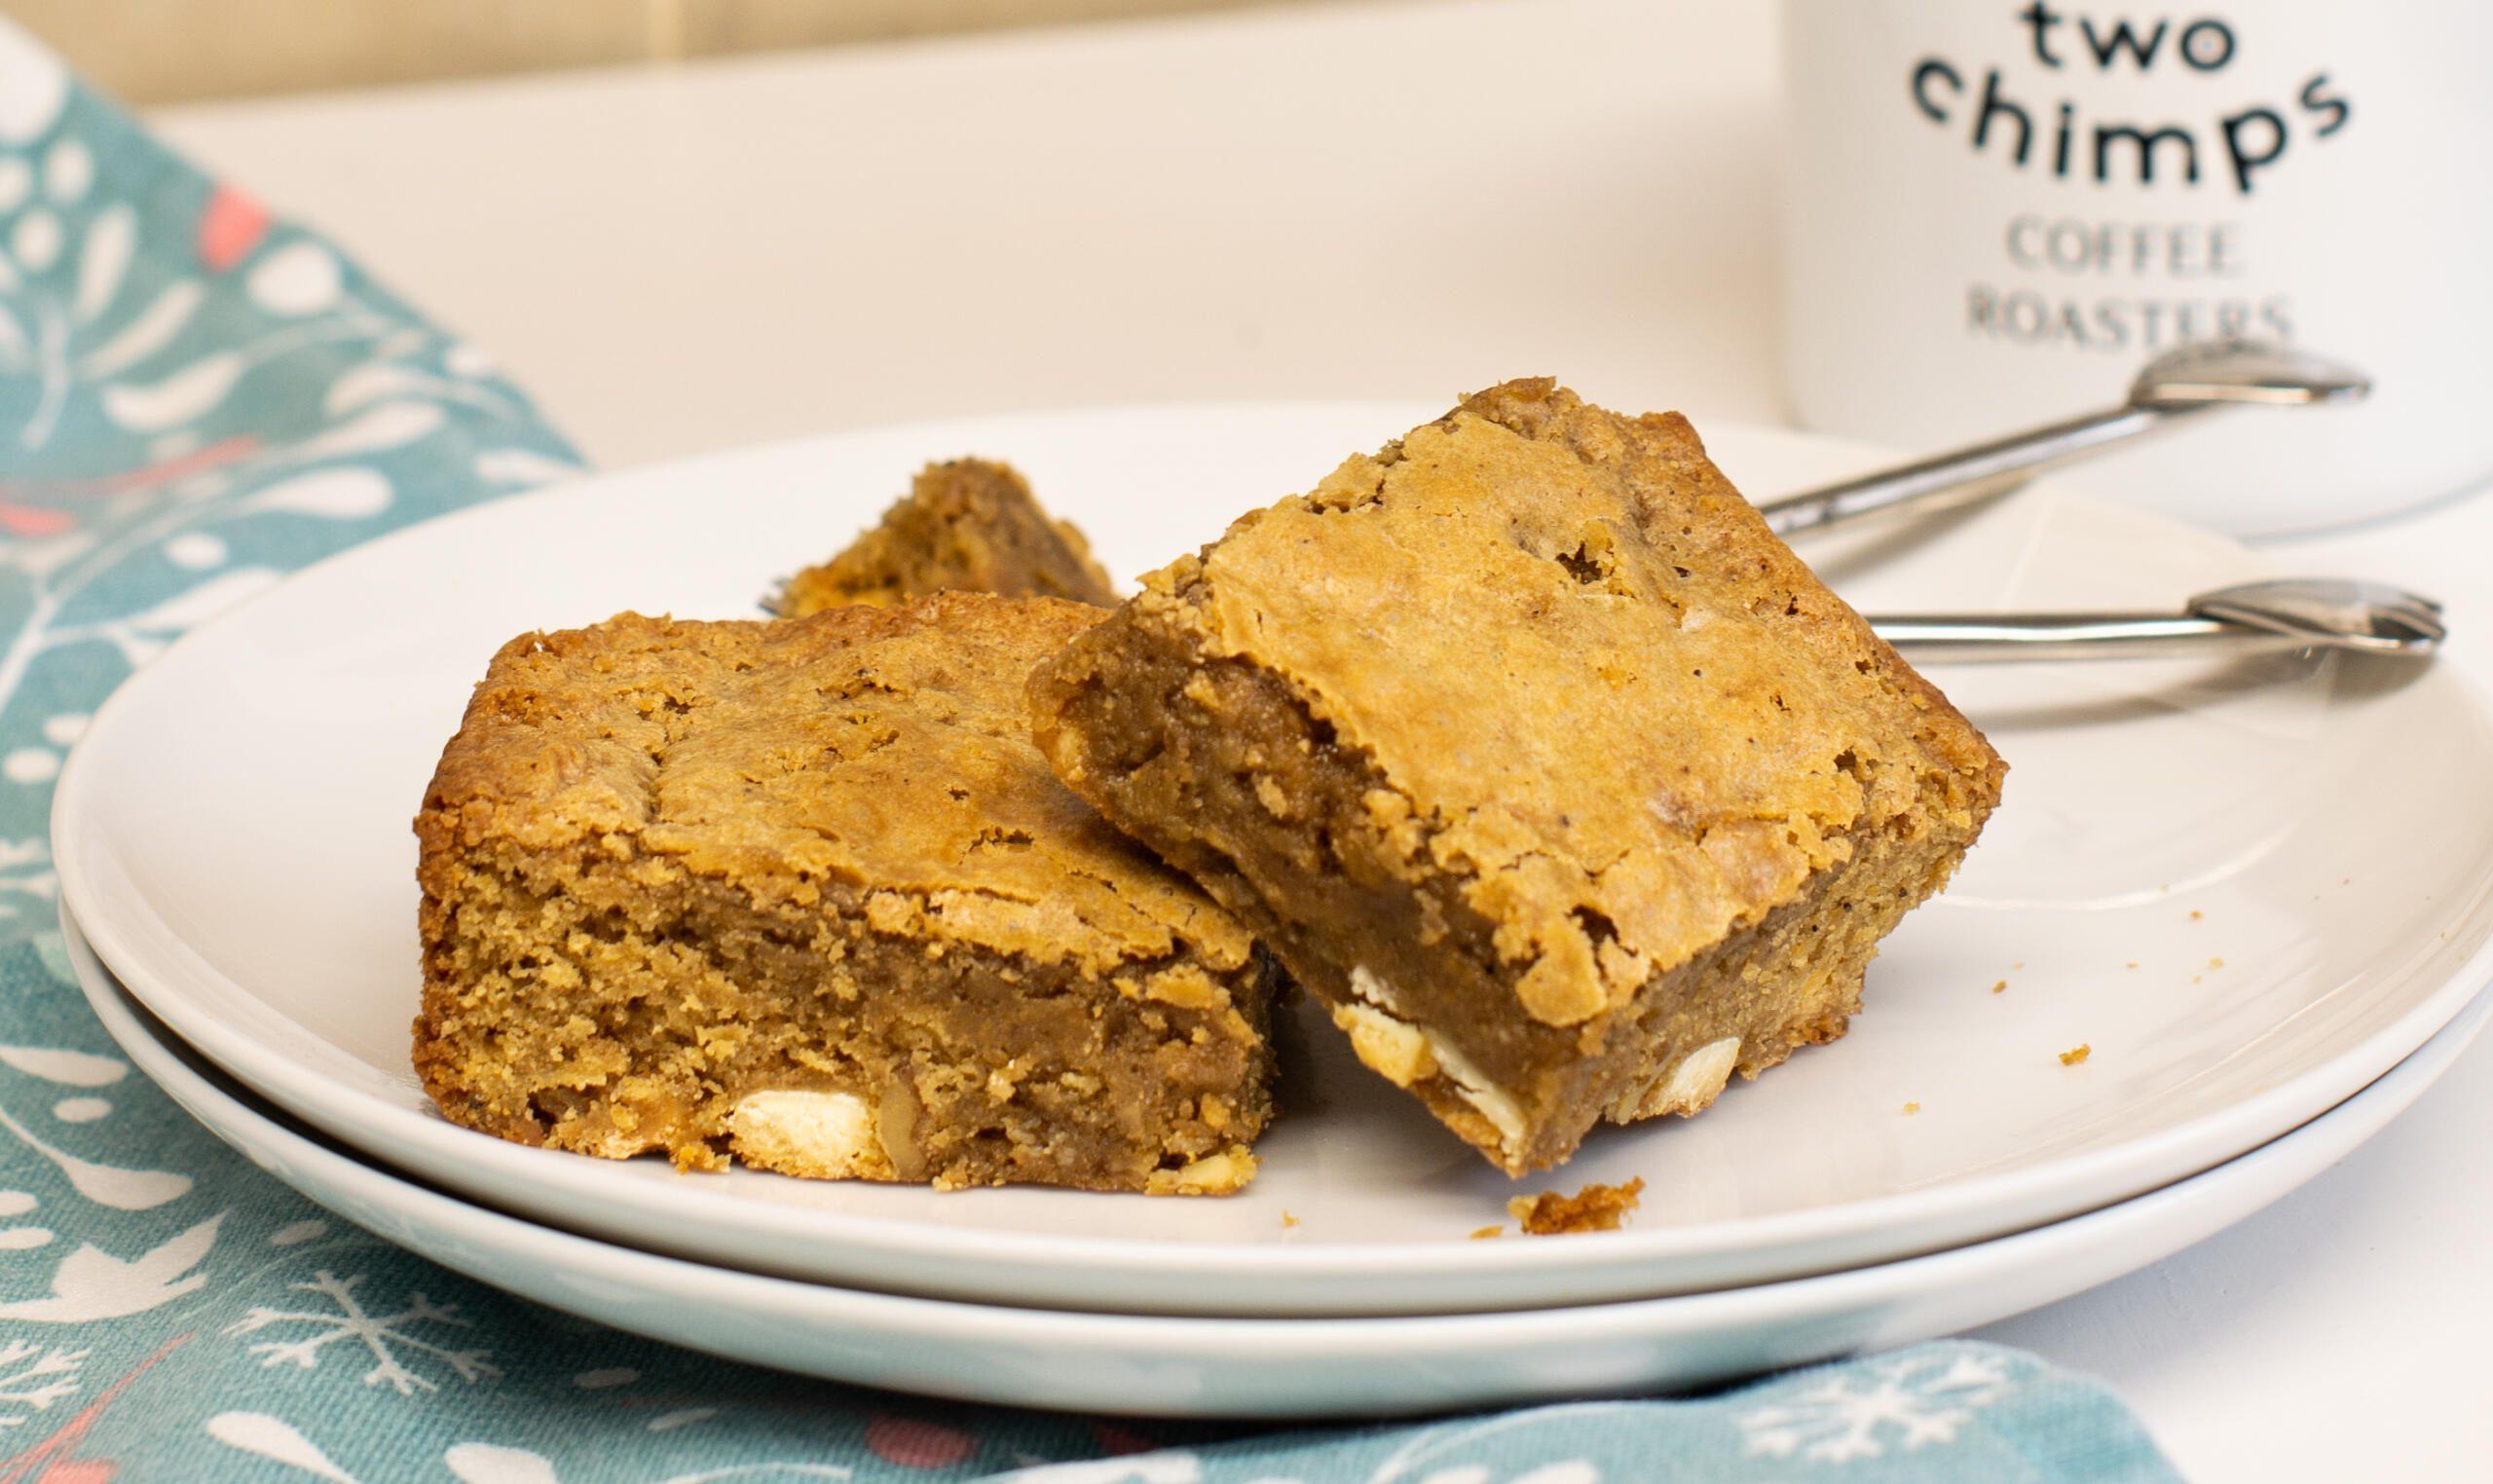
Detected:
[415,593,1273,1194]
[773,458,1119,616]
[1508,1178,1646,1236]
[1032,378,2004,1175]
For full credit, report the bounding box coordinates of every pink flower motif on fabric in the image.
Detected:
[0,505,72,538]
[194,186,267,273]
[864,1415,977,1469]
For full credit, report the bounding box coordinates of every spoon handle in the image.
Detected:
[1869,611,2305,663]
[1759,402,2198,538]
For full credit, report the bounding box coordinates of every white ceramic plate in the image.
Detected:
[51,404,2493,1317]
[66,908,2493,1417]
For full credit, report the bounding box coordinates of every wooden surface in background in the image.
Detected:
[8,0,1339,102]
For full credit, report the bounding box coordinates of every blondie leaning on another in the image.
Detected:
[1030,379,2004,1174]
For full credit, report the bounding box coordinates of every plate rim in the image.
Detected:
[62,901,2493,1415]
[49,400,2493,1311]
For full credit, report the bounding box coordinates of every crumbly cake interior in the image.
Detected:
[774,458,1118,617]
[416,596,1273,1194]
[1032,379,2003,1174]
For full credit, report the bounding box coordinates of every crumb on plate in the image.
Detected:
[1990,979,2007,994]
[1507,1177,1647,1236]
[1470,1224,1505,1241]
[2060,1044,2093,1067]
[1903,1100,1921,1115]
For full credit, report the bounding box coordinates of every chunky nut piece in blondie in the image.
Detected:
[1031,380,2003,1174]
[773,459,1117,616]
[415,594,1275,1193]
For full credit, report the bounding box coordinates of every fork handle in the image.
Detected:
[1759,402,2210,538]
[1868,611,2305,663]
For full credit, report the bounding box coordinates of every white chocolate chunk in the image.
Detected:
[1621,1035,1742,1121]
[728,1090,891,1180]
[1144,1147,1257,1196]
[1330,1001,1438,1087]
[1348,966,1528,1153]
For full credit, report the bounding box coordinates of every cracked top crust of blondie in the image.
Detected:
[425,593,1251,980]
[1042,379,2001,1028]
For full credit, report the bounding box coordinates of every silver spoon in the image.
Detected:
[1869,578,2445,664]
[1760,341,2372,538]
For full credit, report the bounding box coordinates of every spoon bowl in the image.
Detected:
[2128,342,2374,410]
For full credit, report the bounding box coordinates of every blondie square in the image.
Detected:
[772,458,1117,616]
[1030,380,2003,1174]
[415,594,1275,1194]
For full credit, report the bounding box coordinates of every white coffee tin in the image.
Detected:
[1780,1,2493,535]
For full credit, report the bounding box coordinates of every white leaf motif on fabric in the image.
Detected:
[0,1100,189,1207]
[242,466,392,520]
[990,1455,1204,1483]
[0,1045,125,1087]
[1736,1350,2015,1463]
[100,349,246,432]
[165,532,227,570]
[11,210,61,274]
[571,1366,637,1390]
[0,1339,83,1426]
[42,137,90,204]
[322,361,430,417]
[228,1269,501,1395]
[205,1411,361,1483]
[0,1211,222,1320]
[76,278,203,380]
[0,19,70,144]
[247,241,344,317]
[0,1336,81,1427]
[0,749,55,785]
[72,202,132,323]
[445,1442,562,1484]
[647,1406,716,1432]
[279,399,445,464]
[474,447,583,486]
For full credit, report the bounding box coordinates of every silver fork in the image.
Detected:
[1868,578,2444,664]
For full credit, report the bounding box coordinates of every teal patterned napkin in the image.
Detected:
[0,21,2183,1483]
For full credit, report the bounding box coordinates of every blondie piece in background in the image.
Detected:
[417,594,1275,1194]
[1032,380,2003,1174]
[772,458,1118,616]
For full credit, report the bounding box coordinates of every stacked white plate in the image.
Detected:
[52,406,2493,1417]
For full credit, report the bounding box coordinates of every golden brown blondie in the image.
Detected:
[415,594,1275,1193]
[773,459,1117,616]
[1030,380,2003,1175]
